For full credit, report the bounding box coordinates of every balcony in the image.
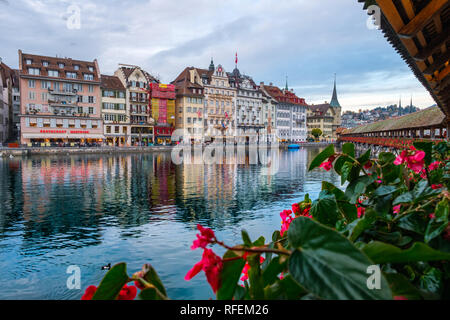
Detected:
[48,88,78,96]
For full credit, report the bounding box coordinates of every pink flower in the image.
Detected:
[319,155,336,171]
[292,203,300,215]
[429,161,441,171]
[185,248,223,293]
[81,285,97,300]
[280,210,295,236]
[364,161,373,169]
[429,213,436,219]
[356,204,365,218]
[376,176,382,184]
[191,224,216,250]
[118,284,137,300]
[431,184,443,190]
[394,150,408,165]
[393,205,401,215]
[406,150,425,174]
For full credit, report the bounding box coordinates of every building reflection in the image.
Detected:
[0,148,328,251]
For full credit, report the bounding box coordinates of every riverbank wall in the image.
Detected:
[0,142,336,157]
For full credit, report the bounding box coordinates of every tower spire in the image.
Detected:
[285,75,288,91]
[209,57,215,72]
[330,73,341,108]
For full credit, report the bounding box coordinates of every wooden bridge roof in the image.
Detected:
[358,0,450,121]
[345,106,445,134]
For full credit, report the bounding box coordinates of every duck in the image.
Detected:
[101,263,111,270]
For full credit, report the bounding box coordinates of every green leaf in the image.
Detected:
[345,175,375,204]
[425,200,449,243]
[372,185,397,198]
[264,274,308,300]
[241,230,252,247]
[393,192,414,205]
[419,268,443,295]
[362,242,450,264]
[357,149,371,166]
[92,263,130,300]
[287,217,392,300]
[342,143,355,158]
[310,190,340,227]
[334,155,353,175]
[216,250,246,300]
[321,181,356,221]
[341,162,353,185]
[349,208,377,242]
[248,254,265,299]
[139,287,164,300]
[262,256,286,287]
[141,264,167,297]
[308,144,335,171]
[385,273,423,300]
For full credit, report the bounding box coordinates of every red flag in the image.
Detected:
[235,52,238,65]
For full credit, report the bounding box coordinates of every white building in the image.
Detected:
[0,59,15,144]
[261,83,307,143]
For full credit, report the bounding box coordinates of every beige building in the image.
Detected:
[173,67,205,143]
[307,77,342,140]
[100,75,128,146]
[114,65,159,146]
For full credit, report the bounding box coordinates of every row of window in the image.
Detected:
[102,103,126,110]
[25,59,94,72]
[24,117,100,129]
[28,68,94,80]
[28,80,95,92]
[102,90,125,98]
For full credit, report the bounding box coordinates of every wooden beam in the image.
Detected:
[398,0,448,38]
[437,64,450,82]
[423,51,450,75]
[414,29,450,61]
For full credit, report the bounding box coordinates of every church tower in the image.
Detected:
[329,74,342,139]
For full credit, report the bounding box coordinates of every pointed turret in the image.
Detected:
[285,75,289,91]
[209,58,215,72]
[330,74,341,108]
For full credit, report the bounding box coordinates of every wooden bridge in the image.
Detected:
[339,107,446,154]
[342,0,450,154]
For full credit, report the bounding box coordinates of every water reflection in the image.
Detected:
[0,147,339,299]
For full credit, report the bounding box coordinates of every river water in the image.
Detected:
[0,147,340,300]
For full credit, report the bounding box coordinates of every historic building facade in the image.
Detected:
[147,83,176,145]
[0,60,15,144]
[261,83,307,142]
[18,51,104,146]
[173,67,205,143]
[100,75,128,146]
[306,77,342,140]
[115,65,159,146]
[198,60,236,142]
[228,67,265,143]
[259,82,278,143]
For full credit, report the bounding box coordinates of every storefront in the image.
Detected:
[23,130,104,147]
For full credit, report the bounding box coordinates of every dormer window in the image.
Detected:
[74,65,80,71]
[84,73,94,81]
[28,68,40,75]
[58,63,65,68]
[88,66,94,72]
[42,61,49,67]
[48,70,59,77]
[26,59,32,65]
[66,72,77,79]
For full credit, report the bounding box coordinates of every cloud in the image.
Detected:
[0,0,436,110]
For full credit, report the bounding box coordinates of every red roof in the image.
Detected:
[262,85,307,105]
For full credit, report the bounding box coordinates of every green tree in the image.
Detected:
[311,128,323,140]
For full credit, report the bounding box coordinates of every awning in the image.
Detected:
[23,134,105,139]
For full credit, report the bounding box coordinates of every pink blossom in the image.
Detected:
[393,205,401,215]
[394,150,408,165]
[280,210,295,236]
[319,155,336,171]
[431,184,443,190]
[185,248,223,293]
[429,161,441,171]
[191,224,216,250]
[406,150,425,174]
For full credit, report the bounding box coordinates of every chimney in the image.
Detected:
[269,82,273,86]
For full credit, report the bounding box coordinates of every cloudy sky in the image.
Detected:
[0,0,436,111]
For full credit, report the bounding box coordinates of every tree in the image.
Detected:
[311,128,323,140]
